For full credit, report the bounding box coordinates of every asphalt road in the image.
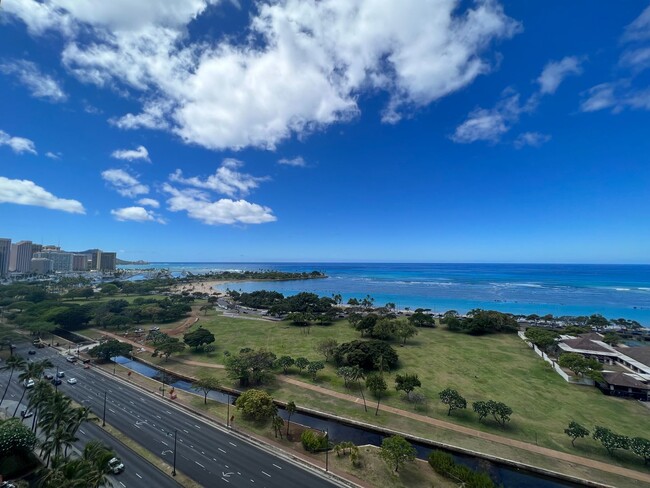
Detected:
[8,344,338,488]
[0,351,180,488]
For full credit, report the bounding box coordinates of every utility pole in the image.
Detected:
[172,429,178,476]
[226,393,230,427]
[102,391,107,427]
[325,429,329,472]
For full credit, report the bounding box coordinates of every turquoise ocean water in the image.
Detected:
[121,263,650,326]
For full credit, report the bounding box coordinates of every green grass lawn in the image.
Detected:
[175,311,650,472]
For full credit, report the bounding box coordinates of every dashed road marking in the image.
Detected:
[261,471,271,478]
[136,473,142,479]
[218,448,226,453]
[196,461,205,468]
[229,442,237,447]
[272,464,282,469]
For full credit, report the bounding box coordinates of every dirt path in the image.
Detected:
[95,330,650,484]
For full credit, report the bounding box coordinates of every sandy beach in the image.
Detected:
[171,279,226,295]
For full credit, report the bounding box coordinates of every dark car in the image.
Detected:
[44,373,54,380]
[51,378,62,386]
[20,409,33,419]
[28,350,36,355]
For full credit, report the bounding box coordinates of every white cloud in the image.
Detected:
[278,157,307,167]
[0,130,37,154]
[451,92,522,143]
[163,183,276,225]
[137,198,160,208]
[580,81,650,113]
[111,206,165,223]
[0,59,67,102]
[622,5,650,42]
[169,159,268,197]
[8,0,520,151]
[101,168,149,197]
[111,145,150,162]
[0,176,85,213]
[537,56,583,95]
[45,151,62,159]
[619,46,650,71]
[514,132,551,149]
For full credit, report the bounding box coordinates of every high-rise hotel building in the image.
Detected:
[0,238,11,278]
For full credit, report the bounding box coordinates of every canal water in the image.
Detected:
[112,356,580,488]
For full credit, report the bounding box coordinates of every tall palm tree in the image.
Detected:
[350,365,368,412]
[0,355,26,406]
[38,391,74,464]
[14,361,44,417]
[36,441,114,488]
[28,380,54,433]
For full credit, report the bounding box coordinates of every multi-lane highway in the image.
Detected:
[6,343,339,488]
[0,346,180,488]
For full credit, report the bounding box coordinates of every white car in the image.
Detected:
[22,379,35,388]
[66,378,78,384]
[108,457,124,474]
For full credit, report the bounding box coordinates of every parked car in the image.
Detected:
[82,358,91,364]
[66,356,77,363]
[57,371,65,378]
[67,378,78,385]
[44,372,54,380]
[108,457,124,474]
[51,378,62,386]
[22,379,35,388]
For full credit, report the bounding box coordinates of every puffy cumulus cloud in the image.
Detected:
[0,176,85,213]
[111,145,150,162]
[0,59,67,102]
[111,206,165,223]
[537,56,583,95]
[7,0,520,151]
[0,129,37,154]
[514,132,551,149]
[169,159,268,197]
[278,156,306,167]
[137,198,160,208]
[451,92,523,143]
[163,184,276,225]
[101,168,149,197]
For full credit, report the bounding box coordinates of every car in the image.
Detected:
[51,378,62,386]
[82,358,91,364]
[28,350,36,355]
[66,356,77,363]
[66,378,77,385]
[1,481,17,488]
[108,457,124,474]
[35,342,46,348]
[57,371,65,378]
[20,409,33,419]
[22,379,35,388]
[44,373,54,380]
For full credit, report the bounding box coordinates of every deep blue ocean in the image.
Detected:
[120,263,650,326]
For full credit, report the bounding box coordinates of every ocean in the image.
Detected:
[120,263,650,327]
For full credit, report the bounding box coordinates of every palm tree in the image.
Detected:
[14,361,45,417]
[350,365,368,412]
[28,380,54,433]
[39,391,74,464]
[0,355,26,406]
[37,441,114,488]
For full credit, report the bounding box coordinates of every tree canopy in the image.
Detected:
[183,327,215,351]
[88,339,133,362]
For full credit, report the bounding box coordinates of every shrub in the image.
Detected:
[301,430,328,452]
[428,450,496,488]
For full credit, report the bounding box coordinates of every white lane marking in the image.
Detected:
[79,429,86,435]
[195,461,205,468]
[161,441,168,446]
[156,415,161,419]
[201,451,205,454]
[221,478,229,483]
[261,471,271,478]
[136,473,142,479]
[194,424,201,429]
[183,429,189,434]
[165,410,172,415]
[218,448,226,453]
[228,442,237,447]
[108,408,116,413]
[272,464,282,469]
[119,483,126,487]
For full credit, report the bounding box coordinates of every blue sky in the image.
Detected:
[1,1,650,263]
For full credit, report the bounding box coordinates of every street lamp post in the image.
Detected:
[325,429,329,472]
[172,429,178,476]
[55,366,59,392]
[102,391,107,427]
[226,393,230,428]
[161,376,165,398]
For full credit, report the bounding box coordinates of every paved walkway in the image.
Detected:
[96,330,650,485]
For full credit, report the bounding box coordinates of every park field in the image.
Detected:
[153,309,650,474]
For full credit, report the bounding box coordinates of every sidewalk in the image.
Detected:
[96,330,650,485]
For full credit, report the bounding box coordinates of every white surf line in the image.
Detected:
[261,471,271,477]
